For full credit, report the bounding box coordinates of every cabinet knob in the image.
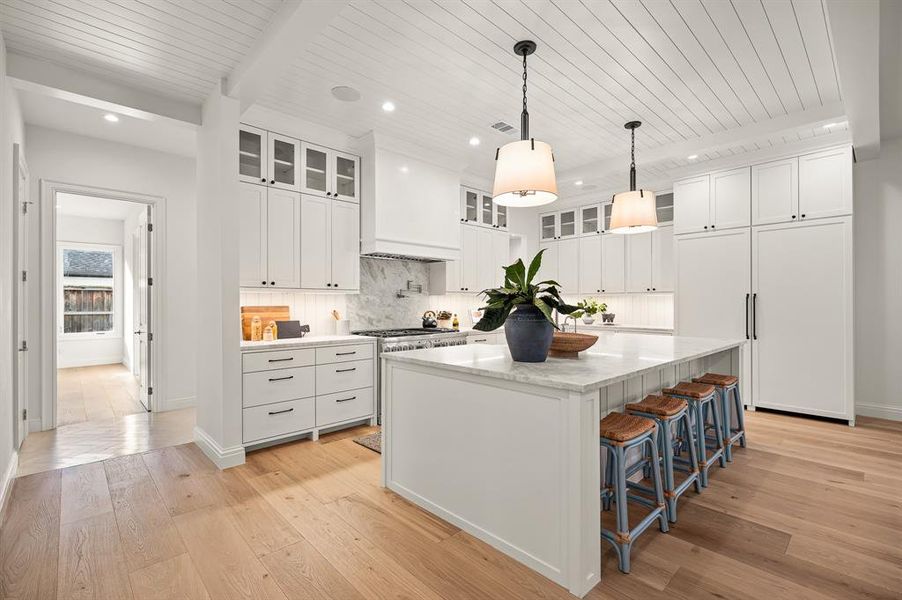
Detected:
[801,214,806,218]
[652,287,656,291]
[260,178,266,183]
[792,215,797,219]
[270,281,275,286]
[261,281,266,285]
[327,192,332,196]
[602,289,605,293]
[646,288,650,292]
[326,283,332,287]
[711,225,715,229]
[704,225,708,230]
[270,179,275,184]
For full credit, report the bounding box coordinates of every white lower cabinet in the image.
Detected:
[241,340,376,445]
[300,195,360,290]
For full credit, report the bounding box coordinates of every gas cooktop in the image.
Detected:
[352,328,460,338]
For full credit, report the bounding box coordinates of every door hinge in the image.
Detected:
[18,340,28,352]
[147,223,153,232]
[148,277,153,286]
[148,386,153,396]
[21,201,29,215]
[22,408,26,421]
[148,332,154,342]
[21,270,27,282]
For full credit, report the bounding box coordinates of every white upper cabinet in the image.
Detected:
[601,234,626,293]
[537,241,558,285]
[461,188,479,224]
[580,204,601,236]
[331,201,360,290]
[626,232,653,293]
[429,226,508,295]
[673,175,711,234]
[558,209,578,239]
[460,224,479,292]
[710,167,750,230]
[651,225,674,292]
[460,187,506,229]
[798,147,853,220]
[578,235,602,295]
[476,227,494,291]
[239,126,268,186]
[752,157,798,225]
[479,192,495,228]
[238,182,267,287]
[539,212,558,241]
[266,189,301,288]
[268,133,301,192]
[301,142,360,202]
[300,195,331,289]
[557,237,579,293]
[495,203,508,230]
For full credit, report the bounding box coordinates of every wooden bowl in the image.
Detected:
[549,332,598,358]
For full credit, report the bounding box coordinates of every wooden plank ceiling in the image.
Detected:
[0,0,851,186]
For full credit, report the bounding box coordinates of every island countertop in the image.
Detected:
[381,332,745,393]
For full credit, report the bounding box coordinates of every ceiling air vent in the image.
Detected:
[491,121,518,135]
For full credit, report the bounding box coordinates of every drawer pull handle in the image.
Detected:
[268,357,294,363]
[268,375,294,382]
[336,396,357,403]
[335,367,357,373]
[335,351,357,356]
[268,408,295,415]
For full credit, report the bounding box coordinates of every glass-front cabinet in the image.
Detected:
[268,133,300,191]
[580,204,600,235]
[461,188,479,223]
[603,202,613,232]
[480,192,494,227]
[239,125,301,192]
[301,142,330,197]
[460,187,507,229]
[655,192,674,224]
[239,125,267,185]
[540,212,558,241]
[333,151,359,202]
[558,209,577,238]
[300,142,360,202]
[495,204,507,229]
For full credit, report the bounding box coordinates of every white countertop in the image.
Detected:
[459,323,673,334]
[240,334,374,352]
[381,333,744,393]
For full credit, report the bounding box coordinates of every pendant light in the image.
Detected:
[492,40,558,208]
[609,121,657,234]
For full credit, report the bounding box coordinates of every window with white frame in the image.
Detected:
[57,243,122,337]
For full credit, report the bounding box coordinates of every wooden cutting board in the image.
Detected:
[241,305,290,340]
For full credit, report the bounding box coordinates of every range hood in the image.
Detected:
[357,132,461,262]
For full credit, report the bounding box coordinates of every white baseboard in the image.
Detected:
[856,403,902,422]
[193,426,245,470]
[27,419,42,433]
[159,396,195,411]
[0,451,19,521]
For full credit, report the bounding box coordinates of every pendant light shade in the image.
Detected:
[609,121,658,235]
[492,41,558,208]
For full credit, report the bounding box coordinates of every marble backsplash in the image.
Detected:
[346,258,434,329]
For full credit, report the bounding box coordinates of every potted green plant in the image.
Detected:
[573,299,607,325]
[473,250,578,362]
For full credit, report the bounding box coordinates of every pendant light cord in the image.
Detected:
[629,125,637,191]
[520,49,529,140]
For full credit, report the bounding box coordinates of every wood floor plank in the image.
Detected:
[129,554,211,600]
[249,470,445,600]
[60,462,114,525]
[106,456,186,572]
[58,512,134,600]
[142,446,226,516]
[260,539,367,600]
[0,470,61,600]
[172,505,286,600]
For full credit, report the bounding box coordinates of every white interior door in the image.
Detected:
[14,145,29,447]
[675,228,751,403]
[751,218,853,420]
[135,206,153,411]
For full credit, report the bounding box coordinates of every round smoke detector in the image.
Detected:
[331,86,361,102]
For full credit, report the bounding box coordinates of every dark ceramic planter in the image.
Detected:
[504,304,553,362]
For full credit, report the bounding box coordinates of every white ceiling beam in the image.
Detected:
[226,0,348,114]
[6,53,201,127]
[825,0,881,160]
[558,102,846,183]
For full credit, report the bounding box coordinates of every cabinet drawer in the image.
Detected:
[243,366,315,408]
[243,398,315,444]
[243,348,315,373]
[316,359,373,395]
[316,387,374,427]
[315,343,373,364]
[468,333,499,345]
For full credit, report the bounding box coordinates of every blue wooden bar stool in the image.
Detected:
[693,373,747,462]
[661,381,726,487]
[625,395,701,523]
[600,412,669,574]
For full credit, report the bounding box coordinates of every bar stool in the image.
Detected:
[600,412,669,574]
[625,395,701,523]
[661,382,725,487]
[693,373,747,462]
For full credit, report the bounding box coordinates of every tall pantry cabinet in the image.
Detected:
[673,145,854,424]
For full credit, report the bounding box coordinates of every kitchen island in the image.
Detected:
[380,333,745,597]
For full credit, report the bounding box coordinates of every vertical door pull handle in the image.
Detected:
[745,293,750,340]
[752,293,758,340]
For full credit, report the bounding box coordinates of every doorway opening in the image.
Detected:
[54,193,152,427]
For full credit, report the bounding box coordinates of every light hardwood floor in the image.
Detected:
[57,364,145,427]
[2,411,901,600]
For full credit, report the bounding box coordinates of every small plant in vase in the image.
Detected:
[573,299,607,325]
[436,310,453,329]
[474,250,578,362]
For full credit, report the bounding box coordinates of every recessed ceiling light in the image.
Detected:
[331,86,361,102]
[574,180,583,186]
[400,165,409,173]
[382,101,395,112]
[687,154,698,160]
[469,136,480,146]
[104,113,120,123]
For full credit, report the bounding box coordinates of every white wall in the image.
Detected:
[56,215,125,368]
[853,137,902,420]
[25,126,197,416]
[0,35,25,497]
